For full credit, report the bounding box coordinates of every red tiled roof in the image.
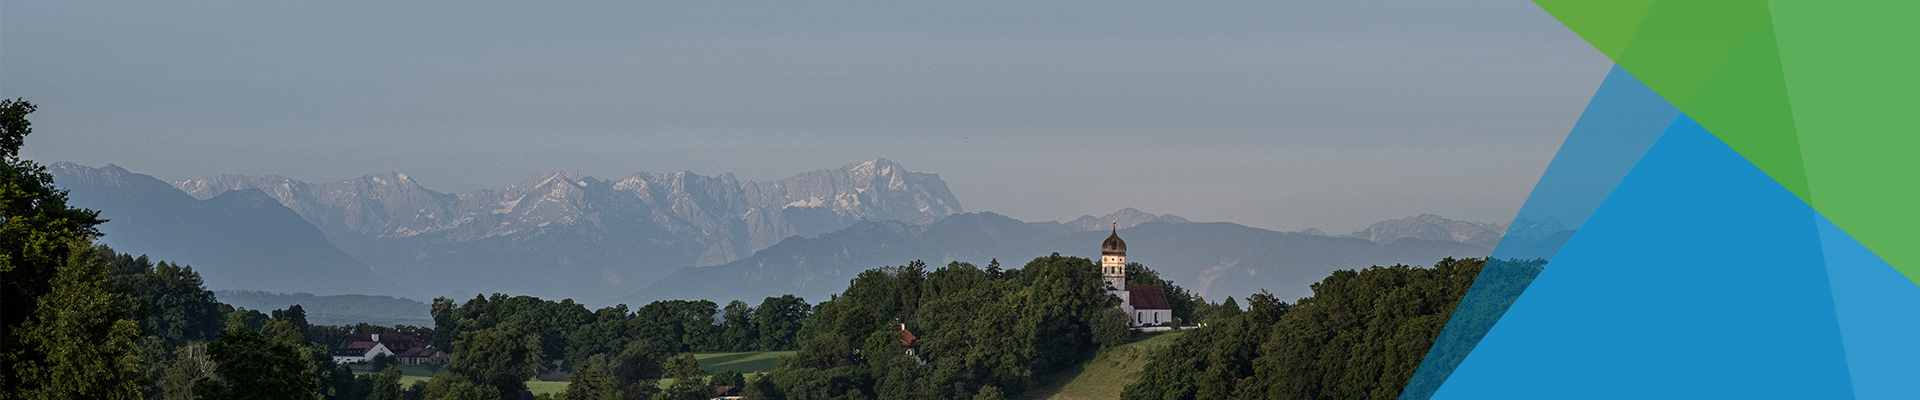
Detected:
[895,327,917,347]
[1126,285,1172,310]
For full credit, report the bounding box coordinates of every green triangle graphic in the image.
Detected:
[1772,0,1920,283]
[1532,0,1660,59]
[1682,13,1811,202]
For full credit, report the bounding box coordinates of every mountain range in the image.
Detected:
[50,163,404,296]
[626,209,1504,305]
[52,159,1555,306]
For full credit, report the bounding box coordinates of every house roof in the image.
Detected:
[894,324,917,347]
[1126,285,1172,310]
[396,347,440,358]
[338,332,432,352]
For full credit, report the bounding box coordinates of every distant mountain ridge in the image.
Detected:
[57,159,1547,306]
[625,210,1499,306]
[161,159,961,302]
[49,163,404,296]
[1342,213,1507,246]
[1063,208,1191,231]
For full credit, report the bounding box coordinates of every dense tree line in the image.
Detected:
[747,254,1136,400]
[1121,257,1541,400]
[429,293,812,376]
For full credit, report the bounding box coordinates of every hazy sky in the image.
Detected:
[5,0,1610,233]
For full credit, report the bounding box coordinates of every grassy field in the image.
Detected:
[350,350,796,395]
[1024,330,1188,400]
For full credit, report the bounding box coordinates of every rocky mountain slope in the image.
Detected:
[50,163,404,296]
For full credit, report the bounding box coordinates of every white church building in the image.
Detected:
[1101,227,1174,328]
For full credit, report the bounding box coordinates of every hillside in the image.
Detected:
[1027,331,1190,400]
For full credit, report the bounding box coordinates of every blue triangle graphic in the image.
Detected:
[1819,214,1920,399]
[1401,65,1679,400]
[1429,116,1853,399]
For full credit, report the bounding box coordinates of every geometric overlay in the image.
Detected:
[1418,2,1920,398]
[1820,214,1920,399]
[1532,0,1920,282]
[1430,116,1855,399]
[1396,64,1677,400]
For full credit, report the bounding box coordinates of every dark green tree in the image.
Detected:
[448,328,535,399]
[660,353,709,400]
[752,295,811,351]
[194,318,318,400]
[159,343,214,400]
[564,354,617,400]
[368,366,405,400]
[719,300,758,352]
[2,98,136,399]
[370,353,399,374]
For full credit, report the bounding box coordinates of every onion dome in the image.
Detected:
[1102,226,1127,256]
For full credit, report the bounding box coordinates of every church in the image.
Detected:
[1101,227,1174,328]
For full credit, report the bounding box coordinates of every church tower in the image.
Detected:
[1101,224,1127,290]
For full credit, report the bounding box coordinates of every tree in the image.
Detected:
[101,248,224,347]
[660,353,709,400]
[752,295,811,351]
[564,354,617,400]
[11,238,145,400]
[719,300,758,352]
[448,328,535,400]
[369,366,405,400]
[195,318,319,400]
[159,343,215,400]
[1216,296,1243,321]
[370,353,400,374]
[2,97,129,399]
[984,258,1003,279]
[1122,258,1490,400]
[710,369,746,388]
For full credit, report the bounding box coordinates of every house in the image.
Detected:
[331,332,443,364]
[711,385,742,399]
[894,323,925,365]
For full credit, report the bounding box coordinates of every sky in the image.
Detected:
[4,0,1611,234]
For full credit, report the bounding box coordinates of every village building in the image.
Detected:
[1101,227,1174,328]
[330,332,445,365]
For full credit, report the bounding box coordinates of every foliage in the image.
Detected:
[368,366,405,400]
[448,328,536,399]
[102,247,225,348]
[660,353,711,400]
[194,318,319,400]
[10,239,146,400]
[2,97,133,399]
[433,292,811,373]
[159,343,214,400]
[759,255,1127,400]
[1120,258,1495,400]
[370,353,400,373]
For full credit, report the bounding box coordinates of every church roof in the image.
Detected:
[1102,227,1127,256]
[1126,285,1171,310]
